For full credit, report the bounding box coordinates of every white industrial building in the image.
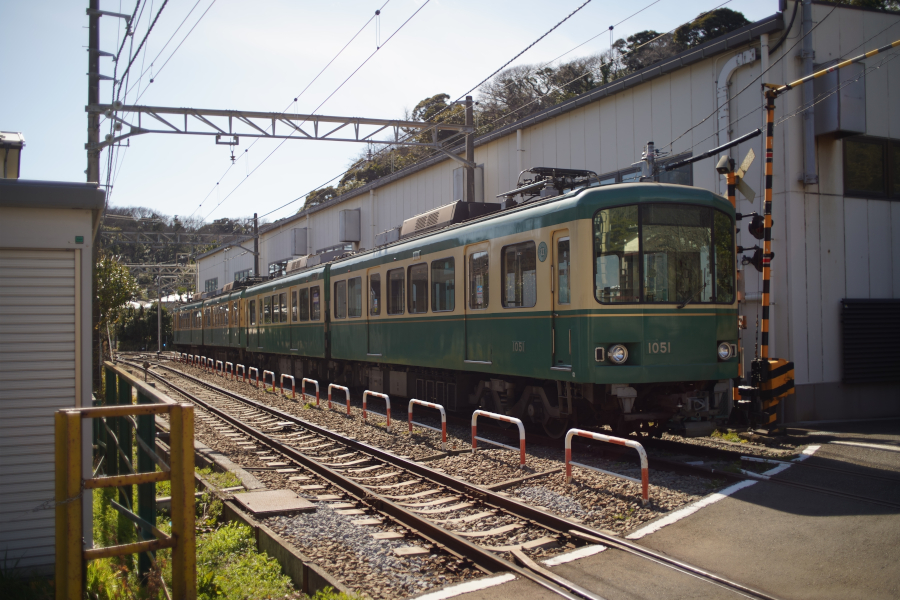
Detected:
[199,1,900,422]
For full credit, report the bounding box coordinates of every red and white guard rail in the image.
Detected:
[408,399,447,451]
[225,362,234,380]
[281,374,296,399]
[362,390,391,431]
[236,364,246,382]
[565,428,649,506]
[215,360,224,377]
[248,367,259,388]
[328,383,350,415]
[302,378,320,406]
[263,370,275,392]
[471,410,526,468]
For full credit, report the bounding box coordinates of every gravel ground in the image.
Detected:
[659,431,800,458]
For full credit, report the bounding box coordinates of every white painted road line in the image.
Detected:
[542,544,606,566]
[413,573,517,600]
[830,441,900,453]
[625,480,757,540]
[795,445,821,461]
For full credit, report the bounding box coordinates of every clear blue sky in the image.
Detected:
[2,0,777,224]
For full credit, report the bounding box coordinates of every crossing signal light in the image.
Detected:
[739,246,764,272]
[748,215,765,239]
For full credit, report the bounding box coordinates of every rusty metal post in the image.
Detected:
[116,374,134,564]
[169,404,197,599]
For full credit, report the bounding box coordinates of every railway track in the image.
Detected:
[124,357,783,600]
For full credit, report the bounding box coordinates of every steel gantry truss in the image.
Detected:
[88,103,477,168]
[122,263,198,298]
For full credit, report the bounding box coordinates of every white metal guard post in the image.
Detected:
[564,429,649,506]
[263,370,275,392]
[225,362,233,380]
[408,399,447,451]
[248,367,259,388]
[207,358,214,374]
[471,410,526,468]
[215,360,224,377]
[281,374,296,399]
[236,364,246,382]
[328,383,350,415]
[302,378,320,406]
[362,390,391,431]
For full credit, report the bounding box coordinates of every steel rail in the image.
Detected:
[140,360,784,600]
[128,361,584,600]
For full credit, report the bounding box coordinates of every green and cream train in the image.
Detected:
[174,178,739,437]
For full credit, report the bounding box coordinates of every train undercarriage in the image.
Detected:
[184,345,733,439]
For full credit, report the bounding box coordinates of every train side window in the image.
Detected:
[205,308,211,327]
[271,295,279,323]
[279,292,287,323]
[557,238,571,305]
[334,280,347,319]
[468,251,489,309]
[238,302,242,326]
[291,291,298,322]
[408,264,428,314]
[348,277,362,318]
[300,288,310,321]
[387,268,405,315]
[369,274,381,316]
[431,258,455,312]
[264,296,272,324]
[310,286,321,320]
[501,241,537,308]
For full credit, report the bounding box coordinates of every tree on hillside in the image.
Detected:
[824,0,899,10]
[674,8,750,49]
[618,30,680,72]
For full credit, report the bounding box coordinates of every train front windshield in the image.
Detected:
[593,203,734,304]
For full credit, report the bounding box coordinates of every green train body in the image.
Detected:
[174,182,739,436]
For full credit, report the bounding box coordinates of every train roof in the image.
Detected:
[330,182,731,275]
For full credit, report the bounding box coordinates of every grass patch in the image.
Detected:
[0,554,55,600]
[711,430,747,444]
[311,587,366,600]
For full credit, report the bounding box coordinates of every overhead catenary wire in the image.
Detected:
[185,1,391,220]
[202,0,426,222]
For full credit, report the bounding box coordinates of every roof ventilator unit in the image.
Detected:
[286,255,313,274]
[375,227,401,248]
[399,200,501,240]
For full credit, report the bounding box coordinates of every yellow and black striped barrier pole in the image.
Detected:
[772,38,900,96]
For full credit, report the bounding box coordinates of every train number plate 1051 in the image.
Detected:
[647,342,671,354]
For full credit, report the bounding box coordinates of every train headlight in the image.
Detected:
[608,344,628,365]
[717,342,734,361]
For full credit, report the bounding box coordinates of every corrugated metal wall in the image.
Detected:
[0,249,77,570]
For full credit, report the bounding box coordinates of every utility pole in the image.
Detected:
[157,274,162,357]
[465,96,475,203]
[253,213,259,277]
[87,0,101,184]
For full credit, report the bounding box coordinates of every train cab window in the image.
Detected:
[557,238,571,305]
[369,274,381,316]
[299,288,310,321]
[279,293,287,323]
[334,280,347,319]
[641,204,712,304]
[387,268,405,315]
[348,277,362,318]
[594,205,640,303]
[431,258,454,312]
[468,251,489,310]
[310,286,321,320]
[291,291,298,322]
[264,296,272,324]
[501,242,537,308]
[408,264,428,314]
[714,210,735,303]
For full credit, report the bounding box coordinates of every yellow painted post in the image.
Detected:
[169,404,196,599]
[65,411,83,600]
[54,412,68,600]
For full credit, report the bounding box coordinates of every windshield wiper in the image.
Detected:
[677,280,708,309]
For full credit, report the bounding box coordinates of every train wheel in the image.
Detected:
[542,415,569,439]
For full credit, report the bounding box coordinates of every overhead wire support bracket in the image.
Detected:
[86,104,475,152]
[86,8,133,24]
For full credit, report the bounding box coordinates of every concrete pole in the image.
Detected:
[465,96,475,203]
[253,213,259,276]
[157,272,162,357]
[87,0,100,184]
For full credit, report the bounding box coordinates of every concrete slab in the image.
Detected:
[231,489,316,517]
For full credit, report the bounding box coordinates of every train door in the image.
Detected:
[551,230,572,369]
[367,269,383,356]
[464,242,491,363]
